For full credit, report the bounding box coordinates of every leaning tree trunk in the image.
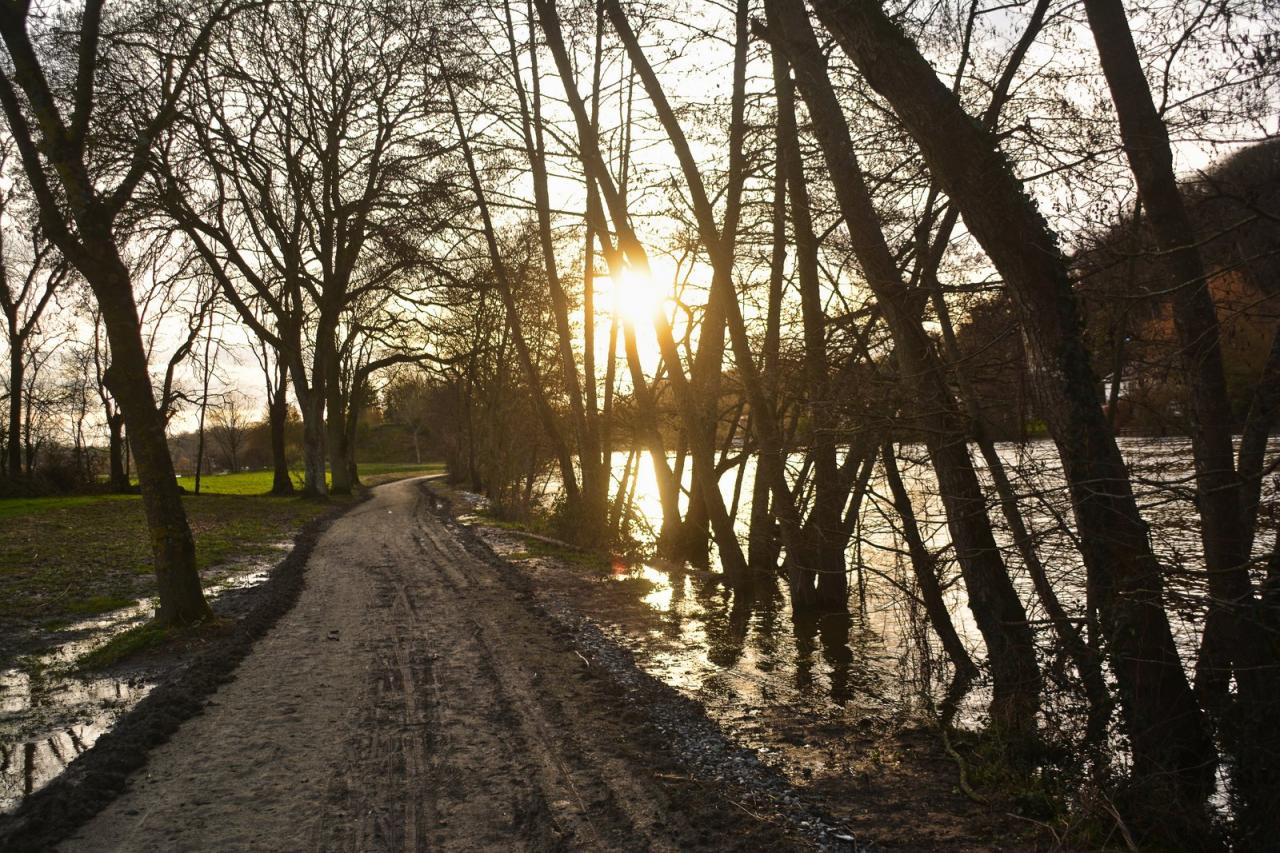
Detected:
[807,0,1214,824]
[95,249,210,625]
[505,0,609,544]
[1083,0,1280,834]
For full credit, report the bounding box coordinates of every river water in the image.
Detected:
[561,437,1275,734]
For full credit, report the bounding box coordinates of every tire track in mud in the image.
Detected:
[336,484,696,851]
[411,514,680,851]
[53,478,807,851]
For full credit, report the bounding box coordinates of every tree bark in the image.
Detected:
[294,376,328,498]
[106,411,128,492]
[268,359,294,495]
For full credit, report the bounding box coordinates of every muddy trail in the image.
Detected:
[6,477,847,851]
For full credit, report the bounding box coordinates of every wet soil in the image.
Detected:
[7,478,816,851]
[454,496,1045,852]
[0,497,353,852]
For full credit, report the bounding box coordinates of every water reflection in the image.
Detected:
[605,437,1280,706]
[576,435,1280,773]
[1,551,288,813]
[608,560,900,716]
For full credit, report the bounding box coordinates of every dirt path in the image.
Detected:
[60,478,802,852]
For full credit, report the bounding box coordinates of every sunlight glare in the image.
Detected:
[610,266,666,325]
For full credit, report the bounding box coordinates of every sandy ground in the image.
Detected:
[59,477,801,852]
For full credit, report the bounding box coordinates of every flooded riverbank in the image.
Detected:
[453,435,1278,840]
[448,486,1038,847]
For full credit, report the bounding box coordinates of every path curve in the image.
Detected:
[62,478,797,852]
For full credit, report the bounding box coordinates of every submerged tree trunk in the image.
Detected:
[769,19,846,610]
[769,0,1039,737]
[882,444,979,680]
[1083,0,1280,831]
[808,0,1213,820]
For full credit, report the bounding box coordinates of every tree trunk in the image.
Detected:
[1083,0,1280,831]
[748,72,789,574]
[326,383,353,495]
[296,380,328,498]
[1239,325,1280,548]
[7,339,22,481]
[106,411,128,492]
[269,364,294,496]
[95,252,210,625]
[929,265,1111,736]
[808,0,1213,819]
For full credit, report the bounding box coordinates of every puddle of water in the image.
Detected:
[0,551,287,813]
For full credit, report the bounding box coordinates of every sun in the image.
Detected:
[608,265,666,325]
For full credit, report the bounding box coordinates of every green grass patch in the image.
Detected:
[74,618,231,671]
[176,462,443,495]
[76,621,173,670]
[0,493,138,522]
[0,491,325,637]
[0,461,441,665]
[521,537,603,569]
[63,594,137,616]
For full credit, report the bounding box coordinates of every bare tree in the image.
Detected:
[0,145,68,482]
[208,390,250,474]
[156,0,455,496]
[0,0,247,624]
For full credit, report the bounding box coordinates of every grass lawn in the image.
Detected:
[0,462,443,643]
[177,461,443,495]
